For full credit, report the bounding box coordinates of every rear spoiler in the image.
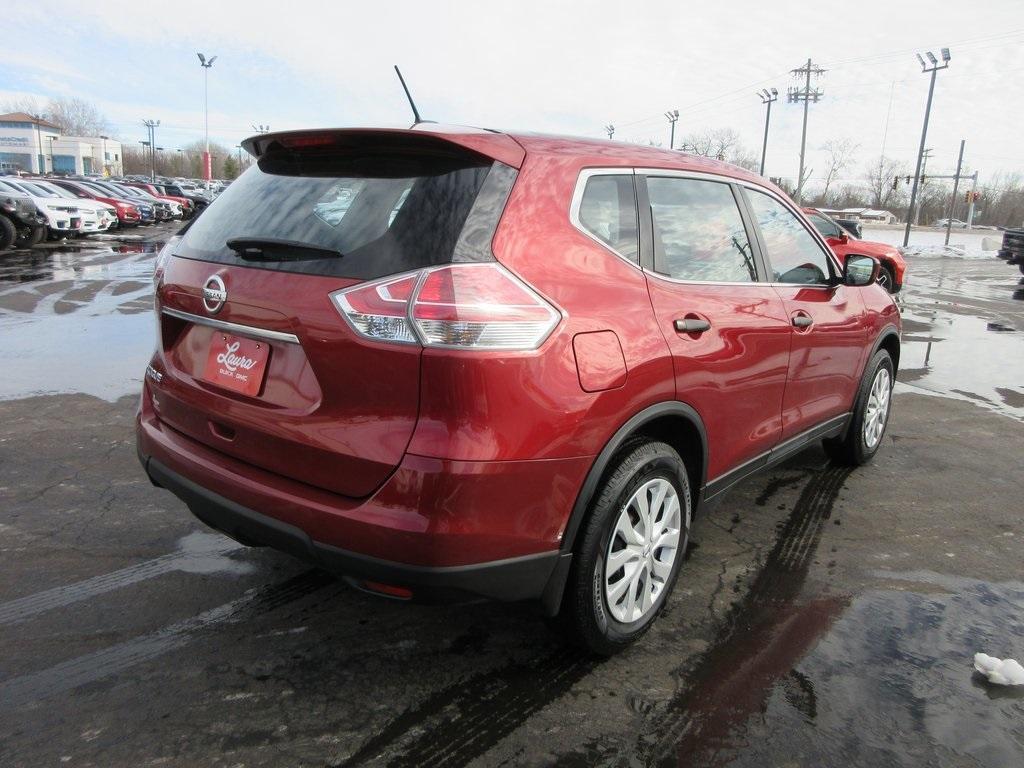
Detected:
[242,126,526,170]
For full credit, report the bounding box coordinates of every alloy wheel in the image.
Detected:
[863,367,892,449]
[604,478,685,623]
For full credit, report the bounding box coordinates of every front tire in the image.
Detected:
[824,349,894,465]
[559,440,691,656]
[0,216,15,251]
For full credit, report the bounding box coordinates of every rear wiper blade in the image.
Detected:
[226,237,344,261]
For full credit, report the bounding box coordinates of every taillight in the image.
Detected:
[332,264,560,350]
[333,273,419,344]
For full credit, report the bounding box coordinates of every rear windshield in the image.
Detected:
[176,145,501,279]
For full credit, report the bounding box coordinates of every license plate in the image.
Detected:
[202,333,269,396]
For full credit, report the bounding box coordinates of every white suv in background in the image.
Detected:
[0,178,114,235]
[0,178,81,238]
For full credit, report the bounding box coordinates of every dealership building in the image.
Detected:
[0,112,123,176]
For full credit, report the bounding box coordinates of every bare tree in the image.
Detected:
[0,95,45,116]
[1,96,109,135]
[46,97,109,135]
[864,155,908,211]
[820,138,858,203]
[678,128,759,171]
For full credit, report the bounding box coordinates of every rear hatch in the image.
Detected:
[153,129,521,498]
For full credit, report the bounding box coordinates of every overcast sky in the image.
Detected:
[2,0,1021,192]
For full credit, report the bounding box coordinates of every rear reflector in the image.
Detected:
[332,263,559,350]
[361,581,413,599]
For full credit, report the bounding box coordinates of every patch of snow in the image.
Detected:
[974,653,1024,686]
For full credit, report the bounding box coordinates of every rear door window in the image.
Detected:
[647,176,757,283]
[576,174,639,261]
[177,148,503,280]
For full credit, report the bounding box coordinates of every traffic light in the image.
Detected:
[892,177,899,190]
[965,190,972,204]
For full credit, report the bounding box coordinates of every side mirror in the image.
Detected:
[837,232,849,245]
[843,254,879,287]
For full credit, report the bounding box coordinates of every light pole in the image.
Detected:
[143,119,160,182]
[604,124,615,140]
[664,110,679,150]
[197,52,217,181]
[757,88,778,177]
[251,124,270,135]
[902,48,951,247]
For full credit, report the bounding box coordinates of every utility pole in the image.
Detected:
[903,48,950,247]
[788,58,825,204]
[604,124,615,140]
[945,140,965,246]
[664,110,679,150]
[143,119,160,182]
[757,88,778,177]
[197,52,218,182]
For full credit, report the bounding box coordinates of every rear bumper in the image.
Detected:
[136,383,588,604]
[142,453,560,603]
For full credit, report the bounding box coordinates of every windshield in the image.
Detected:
[29,182,76,199]
[177,147,497,280]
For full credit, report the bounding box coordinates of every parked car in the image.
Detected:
[153,183,210,213]
[0,187,47,250]
[46,178,143,227]
[82,180,165,222]
[804,207,906,293]
[934,218,968,228]
[108,182,181,220]
[122,182,195,218]
[5,178,116,234]
[0,178,81,239]
[137,126,900,655]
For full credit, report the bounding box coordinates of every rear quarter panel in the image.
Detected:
[407,151,675,462]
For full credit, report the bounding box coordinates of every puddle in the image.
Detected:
[0,241,163,401]
[895,256,1024,422]
[677,577,1024,767]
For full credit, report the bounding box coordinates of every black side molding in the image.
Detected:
[702,412,850,504]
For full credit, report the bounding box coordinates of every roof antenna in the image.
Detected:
[394,65,424,125]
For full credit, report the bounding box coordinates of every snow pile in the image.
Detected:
[974,653,1024,686]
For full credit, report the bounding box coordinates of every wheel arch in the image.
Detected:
[541,401,707,617]
[872,324,901,375]
[559,401,707,555]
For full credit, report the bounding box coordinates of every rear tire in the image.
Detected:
[824,349,894,466]
[558,440,691,656]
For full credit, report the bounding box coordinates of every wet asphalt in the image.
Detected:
[0,224,1022,767]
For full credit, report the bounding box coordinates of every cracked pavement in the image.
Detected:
[1,229,1023,766]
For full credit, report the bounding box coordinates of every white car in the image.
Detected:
[0,178,81,238]
[20,180,117,233]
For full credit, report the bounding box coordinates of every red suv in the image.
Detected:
[803,208,907,293]
[137,127,900,654]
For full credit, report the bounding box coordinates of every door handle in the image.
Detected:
[674,318,711,333]
[792,315,813,328]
